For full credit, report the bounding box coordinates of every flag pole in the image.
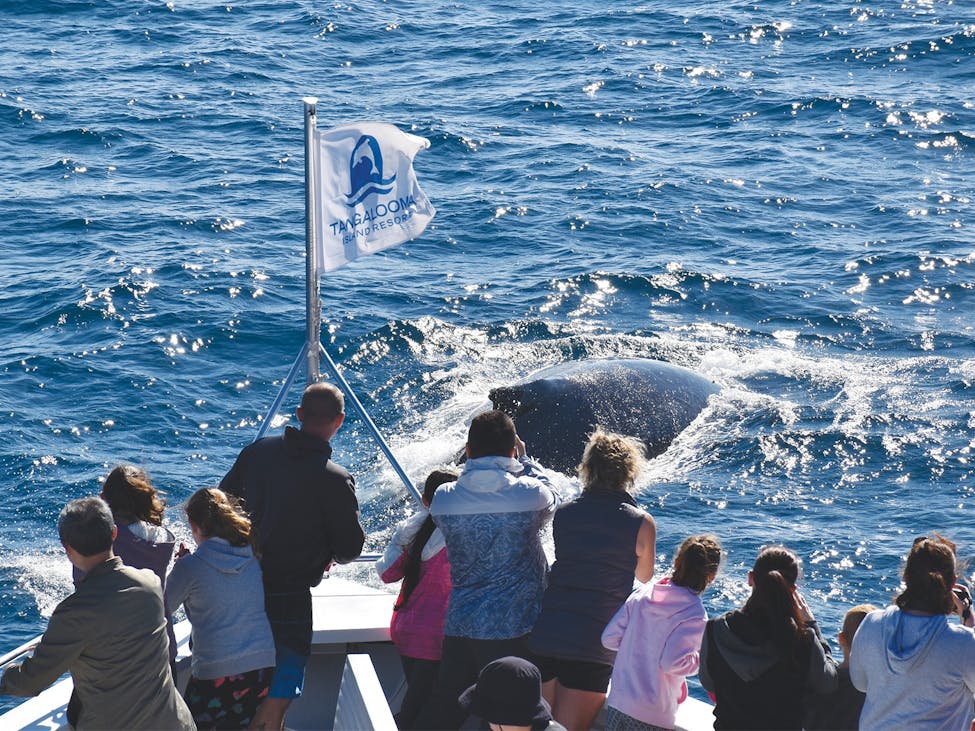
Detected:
[303,98,422,505]
[303,97,322,385]
[253,100,322,438]
[254,344,307,441]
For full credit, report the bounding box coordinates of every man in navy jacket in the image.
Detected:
[221,381,365,730]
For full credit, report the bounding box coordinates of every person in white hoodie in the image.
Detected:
[165,488,276,730]
[414,410,559,730]
[850,535,975,731]
[601,535,722,731]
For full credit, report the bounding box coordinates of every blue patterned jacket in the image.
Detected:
[430,455,559,640]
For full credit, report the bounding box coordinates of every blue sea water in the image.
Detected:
[1,0,973,710]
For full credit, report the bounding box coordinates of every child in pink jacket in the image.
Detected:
[601,534,722,731]
[376,469,458,730]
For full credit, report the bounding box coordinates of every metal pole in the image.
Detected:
[319,343,422,504]
[254,344,308,442]
[0,637,40,671]
[303,97,321,386]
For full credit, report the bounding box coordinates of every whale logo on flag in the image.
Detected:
[314,122,436,272]
[346,135,397,207]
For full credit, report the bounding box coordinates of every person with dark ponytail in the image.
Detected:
[850,536,975,731]
[699,545,837,729]
[165,488,276,730]
[376,468,459,729]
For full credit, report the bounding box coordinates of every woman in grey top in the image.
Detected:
[850,536,975,731]
[529,430,656,731]
[165,488,276,730]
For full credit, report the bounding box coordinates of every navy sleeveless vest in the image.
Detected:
[529,488,647,664]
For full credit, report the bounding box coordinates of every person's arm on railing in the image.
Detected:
[0,604,86,698]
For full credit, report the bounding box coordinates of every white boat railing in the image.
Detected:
[0,555,384,677]
[333,654,397,731]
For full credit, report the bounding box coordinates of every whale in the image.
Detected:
[487,358,718,474]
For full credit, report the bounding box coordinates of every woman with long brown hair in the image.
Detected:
[94,464,179,664]
[700,545,837,729]
[96,464,175,583]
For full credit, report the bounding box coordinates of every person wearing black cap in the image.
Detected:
[459,657,568,731]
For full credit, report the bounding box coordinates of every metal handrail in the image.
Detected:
[0,556,382,672]
[0,637,40,672]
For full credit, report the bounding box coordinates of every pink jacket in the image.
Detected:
[376,510,452,661]
[602,577,708,728]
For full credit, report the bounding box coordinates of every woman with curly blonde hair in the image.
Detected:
[529,430,656,731]
[165,488,276,730]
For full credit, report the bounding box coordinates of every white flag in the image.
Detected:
[314,122,436,272]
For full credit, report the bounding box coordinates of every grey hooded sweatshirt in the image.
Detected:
[850,605,975,731]
[165,537,276,679]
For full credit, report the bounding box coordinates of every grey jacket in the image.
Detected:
[0,556,193,730]
[165,537,276,679]
[850,605,975,731]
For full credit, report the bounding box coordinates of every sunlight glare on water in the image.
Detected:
[0,0,973,708]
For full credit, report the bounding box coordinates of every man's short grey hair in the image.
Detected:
[58,497,115,557]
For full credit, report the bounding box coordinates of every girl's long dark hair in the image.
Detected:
[394,469,458,611]
[743,546,806,660]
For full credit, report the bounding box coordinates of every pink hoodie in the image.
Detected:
[375,510,452,661]
[601,577,708,728]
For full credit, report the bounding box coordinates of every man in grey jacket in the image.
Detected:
[0,497,194,730]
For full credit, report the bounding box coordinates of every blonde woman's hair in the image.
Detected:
[578,429,646,492]
[185,488,251,547]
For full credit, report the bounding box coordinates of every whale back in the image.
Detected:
[488,359,717,474]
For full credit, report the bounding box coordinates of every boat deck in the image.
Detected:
[0,571,715,730]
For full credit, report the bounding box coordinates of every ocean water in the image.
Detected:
[1,0,973,710]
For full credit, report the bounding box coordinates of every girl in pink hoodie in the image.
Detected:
[601,534,722,731]
[376,469,458,730]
